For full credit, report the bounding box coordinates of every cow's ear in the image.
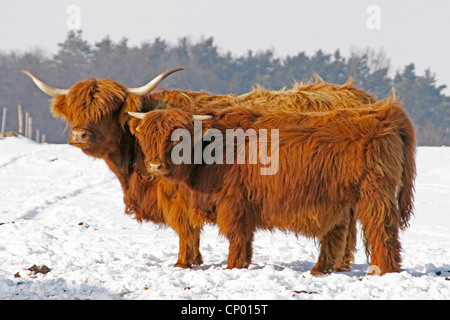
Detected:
[50,95,68,119]
[119,94,143,129]
[122,93,142,114]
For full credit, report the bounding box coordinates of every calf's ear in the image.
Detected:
[128,111,148,134]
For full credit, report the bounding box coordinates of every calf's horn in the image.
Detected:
[128,111,147,119]
[21,70,69,96]
[192,115,213,121]
[127,68,184,96]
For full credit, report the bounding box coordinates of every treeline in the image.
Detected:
[0,30,449,145]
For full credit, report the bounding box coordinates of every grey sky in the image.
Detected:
[1,0,449,93]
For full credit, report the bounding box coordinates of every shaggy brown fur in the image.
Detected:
[130,96,416,275]
[45,75,374,270]
[127,76,374,115]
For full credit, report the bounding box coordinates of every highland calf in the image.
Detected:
[129,97,416,275]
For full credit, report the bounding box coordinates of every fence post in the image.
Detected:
[25,112,29,138]
[27,117,33,139]
[41,134,47,144]
[1,107,6,134]
[18,104,23,134]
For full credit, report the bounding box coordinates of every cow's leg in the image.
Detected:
[310,218,349,275]
[175,235,192,268]
[168,213,203,268]
[172,224,191,268]
[158,183,203,268]
[191,229,203,266]
[217,200,255,269]
[334,209,357,272]
[226,230,254,269]
[174,226,201,268]
[361,216,401,275]
[357,182,402,275]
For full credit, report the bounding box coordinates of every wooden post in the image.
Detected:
[41,134,47,144]
[18,104,23,134]
[25,112,29,138]
[1,107,6,134]
[36,129,40,143]
[27,117,33,139]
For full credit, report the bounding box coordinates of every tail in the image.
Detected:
[382,93,417,229]
[397,106,417,229]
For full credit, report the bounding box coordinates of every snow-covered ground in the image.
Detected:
[0,136,449,300]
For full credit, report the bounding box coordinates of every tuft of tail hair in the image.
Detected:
[393,92,417,230]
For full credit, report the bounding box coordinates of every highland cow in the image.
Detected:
[129,96,416,275]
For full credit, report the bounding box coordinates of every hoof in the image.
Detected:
[226,263,249,269]
[174,262,192,269]
[310,267,334,276]
[366,265,382,275]
[192,256,204,266]
[334,265,351,272]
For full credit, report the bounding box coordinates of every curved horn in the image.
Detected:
[21,70,69,97]
[128,111,148,119]
[127,68,184,96]
[192,115,213,121]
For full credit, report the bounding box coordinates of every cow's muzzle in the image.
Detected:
[69,128,94,146]
[149,162,162,172]
[147,160,170,175]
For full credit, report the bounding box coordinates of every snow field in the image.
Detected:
[1,136,449,300]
